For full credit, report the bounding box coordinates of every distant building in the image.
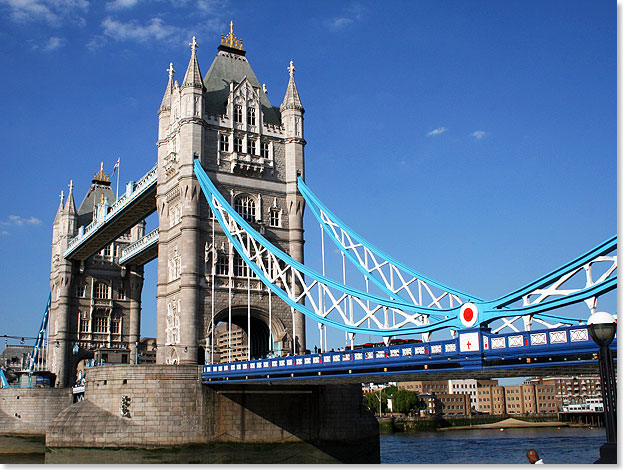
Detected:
[526,376,602,410]
[212,323,248,363]
[476,381,506,415]
[448,379,479,411]
[0,344,33,370]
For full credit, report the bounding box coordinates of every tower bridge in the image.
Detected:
[1,23,615,462]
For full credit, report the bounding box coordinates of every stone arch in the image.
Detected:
[207,306,287,360]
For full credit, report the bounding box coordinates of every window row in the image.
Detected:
[213,252,286,279]
[232,195,282,227]
[76,281,125,300]
[233,105,256,125]
[99,244,125,258]
[219,134,270,157]
[79,315,122,334]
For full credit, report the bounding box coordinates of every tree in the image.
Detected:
[390,389,423,415]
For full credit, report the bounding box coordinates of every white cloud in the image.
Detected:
[471,130,487,140]
[327,3,363,30]
[1,231,8,236]
[102,16,182,42]
[105,0,139,9]
[1,215,42,226]
[427,127,447,136]
[42,36,65,51]
[0,0,89,26]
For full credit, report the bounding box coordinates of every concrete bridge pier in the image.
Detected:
[46,365,379,463]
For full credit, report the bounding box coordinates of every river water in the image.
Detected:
[0,427,606,464]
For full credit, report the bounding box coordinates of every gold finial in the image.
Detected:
[93,161,110,183]
[220,20,244,50]
[100,193,105,205]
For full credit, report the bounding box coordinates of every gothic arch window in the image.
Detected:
[216,253,229,275]
[248,139,256,155]
[247,107,256,125]
[233,136,243,153]
[234,195,256,222]
[93,314,108,333]
[94,282,109,299]
[260,140,270,158]
[234,104,242,123]
[270,209,281,228]
[219,133,229,151]
[233,252,246,277]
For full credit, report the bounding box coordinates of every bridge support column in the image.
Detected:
[46,365,380,463]
[49,262,74,387]
[127,265,144,364]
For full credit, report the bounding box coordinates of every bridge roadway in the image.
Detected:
[63,164,157,261]
[202,325,615,385]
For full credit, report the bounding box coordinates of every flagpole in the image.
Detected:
[116,157,120,199]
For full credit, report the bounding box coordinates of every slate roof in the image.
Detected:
[77,182,116,228]
[203,49,281,125]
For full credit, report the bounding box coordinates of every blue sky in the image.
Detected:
[0,0,616,367]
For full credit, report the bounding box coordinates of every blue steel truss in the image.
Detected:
[194,160,616,340]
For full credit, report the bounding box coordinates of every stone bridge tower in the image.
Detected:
[156,25,306,365]
[48,168,145,387]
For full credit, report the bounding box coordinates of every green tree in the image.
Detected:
[390,389,423,415]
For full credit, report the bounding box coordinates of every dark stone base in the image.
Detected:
[594,442,617,464]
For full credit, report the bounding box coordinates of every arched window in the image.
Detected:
[94,282,109,299]
[234,195,256,222]
[234,104,242,123]
[247,107,256,125]
[270,209,281,227]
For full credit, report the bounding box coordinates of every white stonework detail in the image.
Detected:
[165,300,180,346]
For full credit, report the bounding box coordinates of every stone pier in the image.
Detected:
[45,365,380,463]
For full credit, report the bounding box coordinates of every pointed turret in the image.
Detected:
[54,190,65,224]
[281,61,304,113]
[182,36,204,89]
[159,62,175,113]
[65,180,77,215]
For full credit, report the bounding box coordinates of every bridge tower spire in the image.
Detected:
[156,36,206,366]
[280,60,306,352]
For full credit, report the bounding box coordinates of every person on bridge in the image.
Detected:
[526,449,544,464]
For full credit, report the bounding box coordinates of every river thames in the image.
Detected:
[0,426,605,464]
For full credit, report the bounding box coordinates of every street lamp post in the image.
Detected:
[587,311,617,464]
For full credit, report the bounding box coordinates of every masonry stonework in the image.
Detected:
[0,388,72,435]
[45,365,379,463]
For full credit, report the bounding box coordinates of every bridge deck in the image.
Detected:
[202,326,615,385]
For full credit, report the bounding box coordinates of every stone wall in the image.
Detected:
[0,388,71,435]
[47,364,205,447]
[46,364,380,462]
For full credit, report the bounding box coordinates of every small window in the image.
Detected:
[216,254,229,275]
[234,105,242,123]
[248,139,256,155]
[94,282,109,299]
[234,137,243,153]
[77,284,86,297]
[219,133,229,151]
[111,318,121,334]
[233,253,246,277]
[118,288,126,300]
[270,209,280,227]
[247,107,256,125]
[261,141,269,158]
[234,196,255,222]
[94,316,108,333]
[80,318,89,332]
